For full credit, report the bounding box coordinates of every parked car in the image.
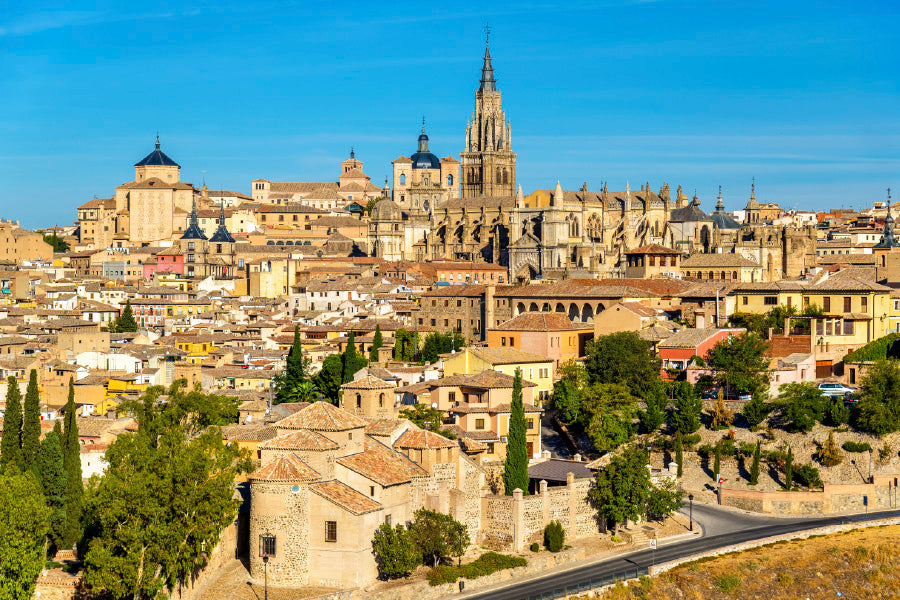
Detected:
[818,382,854,398]
[700,390,718,400]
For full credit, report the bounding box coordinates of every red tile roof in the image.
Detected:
[309,480,382,515]
[275,401,368,432]
[492,311,580,331]
[258,429,340,451]
[249,453,320,482]
[337,436,428,486]
[394,429,457,449]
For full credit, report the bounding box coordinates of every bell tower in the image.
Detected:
[460,27,517,199]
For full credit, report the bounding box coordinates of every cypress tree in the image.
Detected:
[503,368,529,495]
[35,430,67,550]
[62,377,83,548]
[21,369,41,470]
[369,324,383,363]
[115,299,138,332]
[0,376,23,470]
[749,440,760,485]
[675,432,683,477]
[342,331,366,383]
[275,325,305,404]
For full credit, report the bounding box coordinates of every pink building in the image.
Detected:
[142,248,184,279]
[657,327,745,372]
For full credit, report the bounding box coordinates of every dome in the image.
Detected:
[135,138,179,167]
[410,151,441,170]
[372,199,402,221]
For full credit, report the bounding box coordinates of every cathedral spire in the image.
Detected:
[716,185,725,212]
[479,25,496,92]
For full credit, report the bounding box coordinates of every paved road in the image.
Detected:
[462,507,900,600]
[680,501,805,537]
[539,411,574,459]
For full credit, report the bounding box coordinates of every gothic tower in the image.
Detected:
[460,32,517,199]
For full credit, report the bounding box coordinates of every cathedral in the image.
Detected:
[369,37,818,282]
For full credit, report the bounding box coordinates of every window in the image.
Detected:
[487,442,495,454]
[803,297,810,307]
[325,521,337,543]
[764,296,777,305]
[823,297,831,312]
[743,296,748,305]
[501,337,506,346]
[449,392,456,403]
[370,486,375,497]
[475,418,485,430]
[260,534,276,557]
[843,297,851,313]
[509,338,515,347]
[843,320,854,335]
[384,515,392,526]
[527,419,534,430]
[861,297,868,312]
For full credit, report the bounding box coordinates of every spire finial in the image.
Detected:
[421,116,426,134]
[751,177,756,201]
[485,22,490,48]
[350,146,355,159]
[155,131,160,150]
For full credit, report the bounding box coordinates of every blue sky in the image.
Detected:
[1,0,899,228]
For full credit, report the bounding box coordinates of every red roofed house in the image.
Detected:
[487,311,593,368]
[657,327,744,372]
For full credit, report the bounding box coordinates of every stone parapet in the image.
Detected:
[718,474,900,515]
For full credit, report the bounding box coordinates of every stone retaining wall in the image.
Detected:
[718,474,900,515]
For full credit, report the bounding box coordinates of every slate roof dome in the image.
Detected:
[135,138,179,167]
[710,195,741,230]
[372,199,402,221]
[410,130,441,169]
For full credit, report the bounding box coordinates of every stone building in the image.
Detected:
[248,401,485,588]
[251,151,383,210]
[177,200,236,279]
[0,221,53,263]
[391,122,459,213]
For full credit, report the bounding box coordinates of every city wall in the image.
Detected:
[718,474,900,515]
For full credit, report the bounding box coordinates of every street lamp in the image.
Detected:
[688,494,694,531]
[869,448,873,483]
[262,555,269,600]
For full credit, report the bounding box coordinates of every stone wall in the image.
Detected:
[248,480,309,586]
[719,474,900,515]
[480,474,598,552]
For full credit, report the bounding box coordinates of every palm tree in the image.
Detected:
[284,381,318,403]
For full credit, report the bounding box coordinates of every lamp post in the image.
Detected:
[869,448,873,483]
[688,494,694,531]
[262,555,269,600]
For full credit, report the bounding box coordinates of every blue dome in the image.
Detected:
[410,151,441,169]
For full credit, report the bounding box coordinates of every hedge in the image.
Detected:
[426,552,527,586]
[842,441,872,453]
[844,333,900,363]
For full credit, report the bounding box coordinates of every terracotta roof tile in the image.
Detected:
[249,453,320,482]
[309,480,381,515]
[258,429,340,451]
[394,429,456,449]
[492,312,579,331]
[275,401,368,432]
[342,375,393,390]
[469,346,550,365]
[337,436,428,486]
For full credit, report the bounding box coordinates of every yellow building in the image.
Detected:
[442,346,553,405]
[105,374,148,399]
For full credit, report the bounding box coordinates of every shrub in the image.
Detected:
[795,463,823,488]
[817,432,843,467]
[697,443,715,458]
[682,433,702,449]
[530,542,539,552]
[879,442,893,462]
[544,520,565,552]
[716,572,741,594]
[427,552,528,586]
[717,438,737,457]
[842,441,872,453]
[844,333,900,363]
[737,441,756,458]
[828,398,850,426]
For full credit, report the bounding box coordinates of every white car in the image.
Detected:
[818,382,854,398]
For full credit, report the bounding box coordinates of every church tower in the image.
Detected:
[460,29,516,199]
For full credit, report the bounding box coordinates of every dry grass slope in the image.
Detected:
[585,524,900,600]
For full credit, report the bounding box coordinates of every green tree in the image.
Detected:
[742,393,769,427]
[312,354,344,403]
[61,378,83,548]
[707,332,770,397]
[114,299,138,332]
[447,518,470,567]
[827,397,850,426]
[709,392,734,429]
[675,432,684,477]
[41,232,69,253]
[589,446,651,534]
[503,369,529,495]
[0,469,49,600]
[0,377,22,470]
[749,440,760,485]
[671,381,702,434]
[372,523,419,579]
[646,477,684,521]
[638,388,666,433]
[398,404,456,439]
[584,331,661,398]
[420,332,465,364]
[369,325,384,363]
[544,520,565,552]
[409,508,468,567]
[778,382,826,433]
[392,329,417,362]
[581,383,637,455]
[82,388,251,600]
[855,359,900,435]
[35,430,67,551]
[275,325,308,404]
[21,370,41,471]
[341,331,368,384]
[551,360,588,424]
[280,381,318,404]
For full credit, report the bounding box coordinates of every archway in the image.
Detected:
[529,302,539,312]
[516,302,526,315]
[568,303,580,323]
[581,304,594,323]
[555,303,565,313]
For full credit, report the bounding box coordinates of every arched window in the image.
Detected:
[503,169,509,185]
[721,271,726,280]
[400,173,406,185]
[732,271,738,279]
[356,393,362,409]
[447,174,453,186]
[379,393,384,408]
[496,167,502,183]
[708,271,714,280]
